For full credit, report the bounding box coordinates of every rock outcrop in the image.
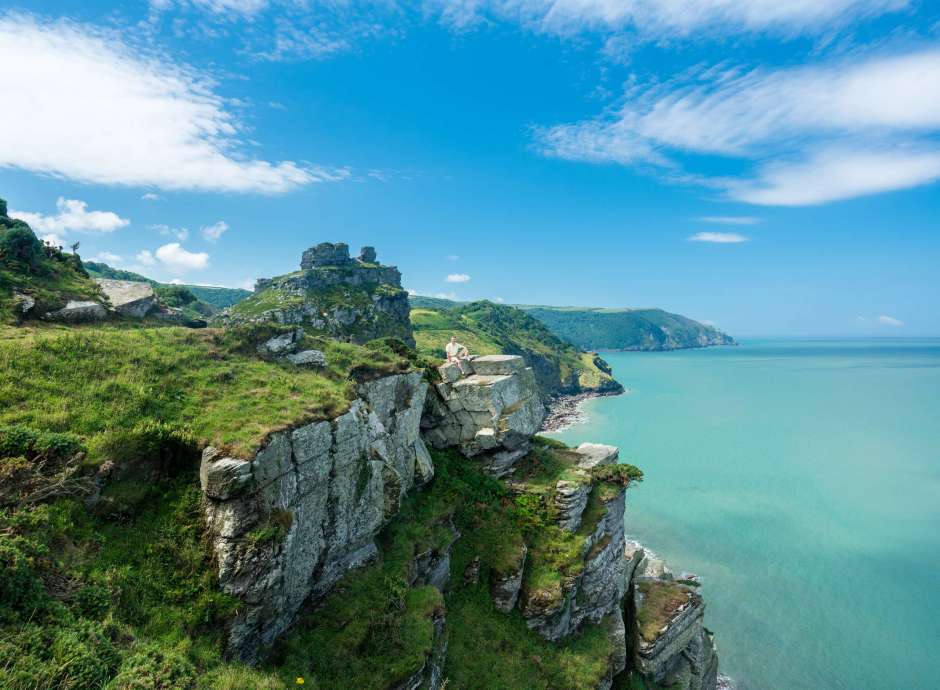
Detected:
[45,299,108,322]
[421,355,545,478]
[201,371,431,663]
[95,278,158,318]
[221,242,414,346]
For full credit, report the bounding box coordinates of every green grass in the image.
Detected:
[0,323,414,460]
[635,581,693,644]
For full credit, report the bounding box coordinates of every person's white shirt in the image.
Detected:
[445,341,464,358]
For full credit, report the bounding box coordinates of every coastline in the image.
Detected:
[540,387,625,433]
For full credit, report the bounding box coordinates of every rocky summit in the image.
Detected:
[219,242,414,346]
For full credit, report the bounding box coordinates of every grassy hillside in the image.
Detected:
[521,306,736,351]
[0,323,418,689]
[83,261,251,312]
[0,198,104,323]
[411,300,621,397]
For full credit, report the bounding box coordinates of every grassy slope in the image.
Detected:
[0,204,104,324]
[0,323,414,460]
[411,301,620,396]
[0,321,419,690]
[521,306,735,351]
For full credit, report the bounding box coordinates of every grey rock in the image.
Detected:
[491,543,527,613]
[573,443,619,469]
[421,355,545,477]
[257,328,304,356]
[12,292,35,314]
[300,241,352,269]
[358,245,377,263]
[409,518,460,591]
[555,478,592,531]
[285,349,326,367]
[202,370,431,663]
[200,447,252,500]
[45,300,107,322]
[95,278,157,318]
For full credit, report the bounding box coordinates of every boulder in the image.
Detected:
[45,300,107,323]
[95,279,157,318]
[257,328,304,356]
[573,443,619,469]
[285,349,327,367]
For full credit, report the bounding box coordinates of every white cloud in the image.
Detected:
[40,233,66,248]
[434,0,907,38]
[93,251,123,264]
[435,292,458,300]
[697,216,760,225]
[688,232,749,243]
[494,296,505,303]
[0,15,336,193]
[141,193,162,201]
[878,314,904,326]
[136,250,157,266]
[191,0,268,15]
[155,243,209,271]
[201,220,229,242]
[538,47,940,205]
[447,254,460,261]
[151,224,190,241]
[445,273,471,283]
[11,198,129,234]
[168,278,185,285]
[727,147,940,206]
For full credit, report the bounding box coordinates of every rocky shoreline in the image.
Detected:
[541,387,626,433]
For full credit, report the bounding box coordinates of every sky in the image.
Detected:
[1,1,939,337]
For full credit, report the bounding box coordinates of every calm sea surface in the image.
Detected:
[551,339,940,690]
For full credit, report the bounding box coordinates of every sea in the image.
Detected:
[550,339,940,690]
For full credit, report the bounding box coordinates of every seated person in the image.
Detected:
[444,335,470,374]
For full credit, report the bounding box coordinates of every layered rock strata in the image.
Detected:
[200,371,431,662]
[421,355,545,477]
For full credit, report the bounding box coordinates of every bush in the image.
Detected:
[105,644,197,690]
[155,285,197,308]
[0,426,84,461]
[0,223,45,272]
[0,532,51,621]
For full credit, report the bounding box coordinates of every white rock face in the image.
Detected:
[201,371,431,663]
[422,355,545,477]
[95,279,157,318]
[45,300,107,322]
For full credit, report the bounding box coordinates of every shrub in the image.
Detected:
[0,532,51,621]
[105,644,197,690]
[0,223,45,272]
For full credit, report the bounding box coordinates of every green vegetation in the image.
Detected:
[411,300,621,397]
[84,261,251,316]
[635,581,693,643]
[520,306,735,352]
[0,323,414,460]
[0,199,104,324]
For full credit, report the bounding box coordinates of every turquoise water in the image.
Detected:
[552,339,940,690]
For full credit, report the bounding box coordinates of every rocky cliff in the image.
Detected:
[201,370,431,663]
[219,242,414,347]
[197,353,721,689]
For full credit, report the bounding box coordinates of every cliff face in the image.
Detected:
[201,371,431,663]
[197,353,721,689]
[219,242,415,347]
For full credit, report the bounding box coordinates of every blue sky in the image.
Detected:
[1,1,938,336]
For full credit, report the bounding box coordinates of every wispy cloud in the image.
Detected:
[688,232,749,243]
[151,224,189,241]
[537,47,940,205]
[432,0,908,38]
[878,314,904,326]
[201,220,229,242]
[445,273,471,283]
[0,15,338,193]
[11,198,129,234]
[697,216,760,225]
[93,251,123,264]
[141,192,163,201]
[447,254,460,261]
